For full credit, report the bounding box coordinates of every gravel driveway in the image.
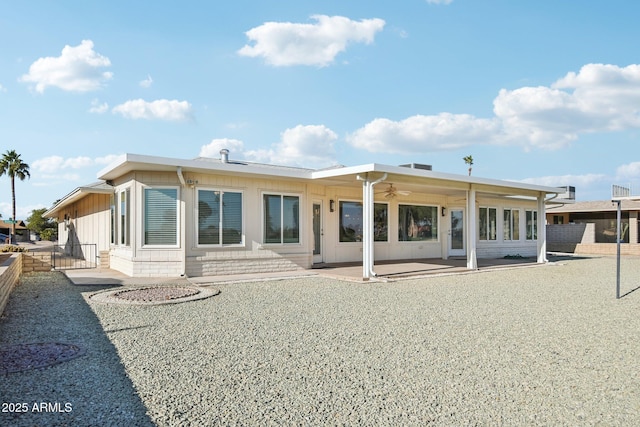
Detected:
[1,255,640,426]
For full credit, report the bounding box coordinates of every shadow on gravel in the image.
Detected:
[620,284,640,298]
[0,271,154,427]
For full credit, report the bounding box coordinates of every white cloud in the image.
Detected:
[199,138,246,158]
[348,113,500,154]
[518,173,607,189]
[238,15,385,67]
[245,124,339,167]
[139,74,153,88]
[95,154,125,165]
[89,98,109,114]
[32,155,94,173]
[199,126,338,168]
[616,161,640,181]
[0,84,6,93]
[349,63,640,154]
[112,99,193,122]
[19,40,113,93]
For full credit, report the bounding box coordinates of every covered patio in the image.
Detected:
[312,256,543,281]
[311,163,559,280]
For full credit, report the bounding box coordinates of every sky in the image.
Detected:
[1,0,640,220]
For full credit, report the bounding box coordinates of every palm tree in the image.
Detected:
[463,155,474,176]
[0,150,30,243]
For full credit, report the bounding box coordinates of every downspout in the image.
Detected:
[358,173,387,280]
[357,174,370,279]
[537,191,559,264]
[176,166,186,187]
[176,166,187,277]
[537,192,548,263]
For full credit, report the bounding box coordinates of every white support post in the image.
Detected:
[361,176,370,280]
[466,187,478,270]
[537,193,547,263]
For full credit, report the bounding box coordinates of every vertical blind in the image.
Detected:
[144,188,178,245]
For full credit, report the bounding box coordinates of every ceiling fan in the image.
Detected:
[377,183,411,199]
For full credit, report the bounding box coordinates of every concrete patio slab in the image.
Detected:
[63,256,545,286]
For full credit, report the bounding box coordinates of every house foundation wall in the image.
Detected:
[185,254,310,277]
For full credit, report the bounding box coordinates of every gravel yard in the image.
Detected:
[2,255,640,426]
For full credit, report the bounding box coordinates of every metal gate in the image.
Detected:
[51,244,98,270]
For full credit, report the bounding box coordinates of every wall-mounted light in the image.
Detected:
[441,207,447,217]
[330,199,335,212]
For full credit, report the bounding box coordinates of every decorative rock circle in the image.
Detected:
[113,286,200,302]
[89,285,220,305]
[0,342,85,374]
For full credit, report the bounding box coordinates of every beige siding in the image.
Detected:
[55,193,110,252]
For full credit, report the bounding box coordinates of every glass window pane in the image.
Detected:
[340,201,362,242]
[479,207,487,240]
[120,190,130,245]
[513,210,520,240]
[374,203,388,242]
[526,210,538,240]
[283,196,299,243]
[503,209,512,241]
[110,194,116,245]
[198,190,220,245]
[398,205,437,241]
[489,208,497,240]
[222,192,242,244]
[144,188,177,245]
[264,195,282,243]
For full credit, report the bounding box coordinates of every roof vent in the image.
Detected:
[220,149,229,164]
[399,163,432,171]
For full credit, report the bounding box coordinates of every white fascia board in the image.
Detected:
[98,153,313,181]
[312,163,560,195]
[44,185,114,218]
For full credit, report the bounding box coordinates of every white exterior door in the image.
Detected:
[449,208,465,257]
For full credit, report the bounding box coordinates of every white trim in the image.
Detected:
[195,187,245,248]
[448,207,465,257]
[260,191,303,246]
[141,185,181,248]
[397,202,441,243]
[337,199,390,244]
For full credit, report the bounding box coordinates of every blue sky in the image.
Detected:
[1,0,640,220]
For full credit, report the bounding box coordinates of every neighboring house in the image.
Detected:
[546,200,640,254]
[44,151,560,279]
[1,219,29,243]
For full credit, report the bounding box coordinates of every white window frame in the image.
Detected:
[503,208,520,241]
[338,200,389,244]
[110,193,116,245]
[479,206,498,242]
[397,203,440,243]
[196,188,244,247]
[118,188,131,246]
[142,186,180,248]
[526,209,538,241]
[261,192,302,245]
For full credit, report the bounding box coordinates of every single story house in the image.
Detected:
[546,200,640,254]
[44,151,560,279]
